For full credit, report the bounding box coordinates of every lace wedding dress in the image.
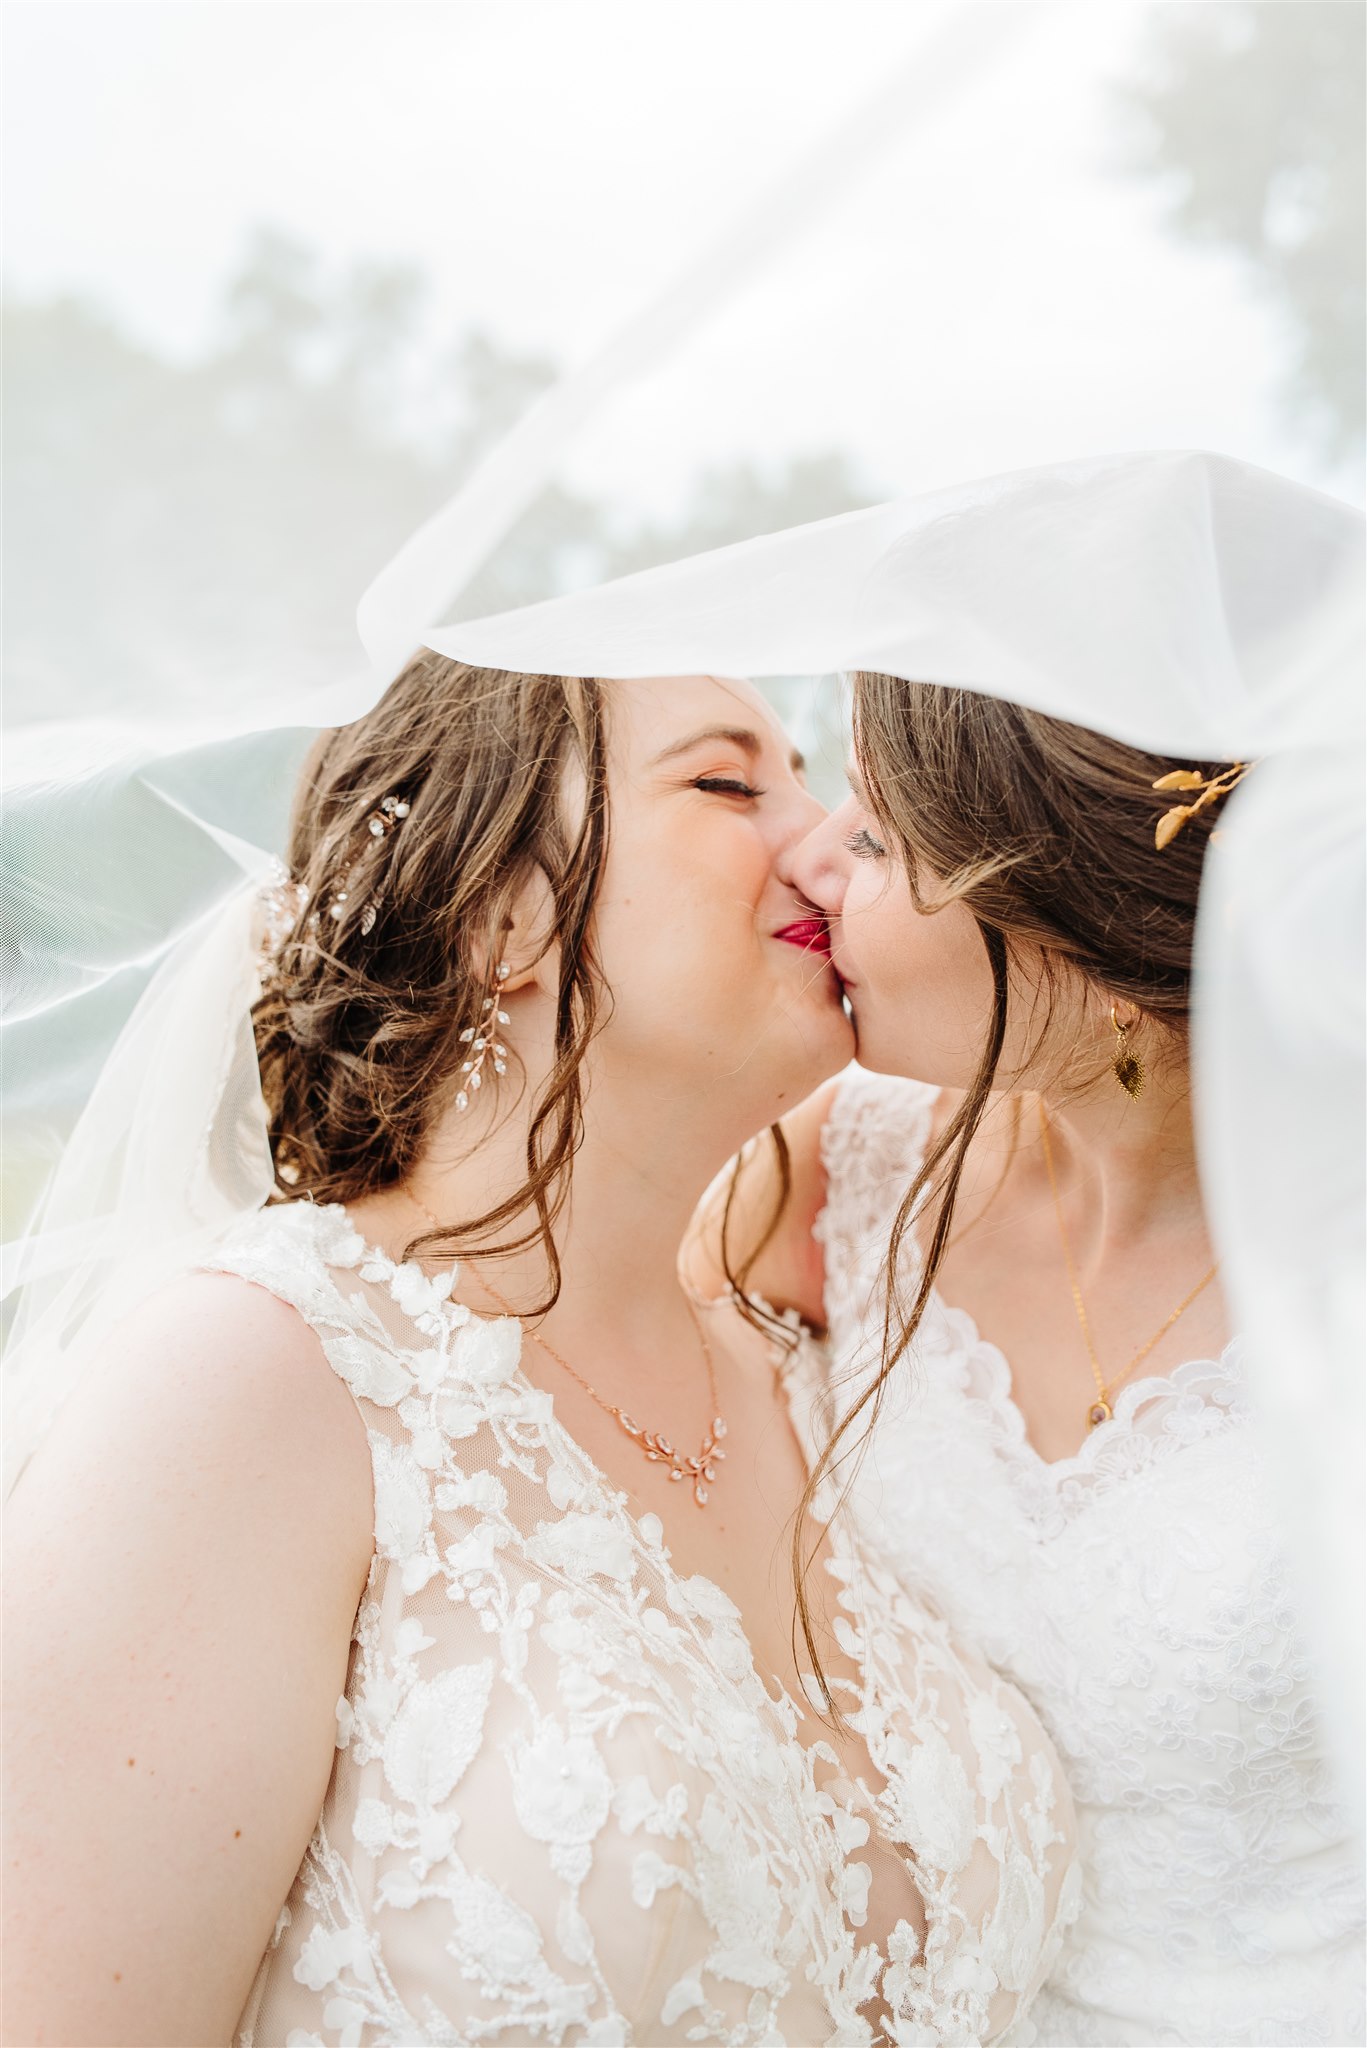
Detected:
[210,1199,1079,2046]
[814,1072,1366,2048]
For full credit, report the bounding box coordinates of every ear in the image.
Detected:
[468,866,559,996]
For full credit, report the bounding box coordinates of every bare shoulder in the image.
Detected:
[13,1269,373,1555]
[683,1074,846,1330]
[3,1269,374,2046]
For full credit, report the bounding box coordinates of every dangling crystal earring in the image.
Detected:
[456,963,511,1112]
[1110,1003,1144,1099]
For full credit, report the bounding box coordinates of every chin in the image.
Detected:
[844,999,913,1082]
[775,1000,856,1102]
[849,1013,968,1088]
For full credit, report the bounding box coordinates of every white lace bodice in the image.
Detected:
[815,1070,1366,2048]
[209,1200,1078,2047]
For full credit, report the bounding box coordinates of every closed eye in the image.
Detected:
[845,826,887,859]
[694,776,764,799]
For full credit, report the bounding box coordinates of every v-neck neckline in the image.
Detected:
[810,1074,1245,1501]
[310,1199,827,1726]
[924,1273,1245,1484]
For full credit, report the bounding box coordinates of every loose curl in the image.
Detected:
[794,674,1236,1702]
[252,654,610,1311]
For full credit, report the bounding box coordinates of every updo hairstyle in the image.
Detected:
[252,655,609,1306]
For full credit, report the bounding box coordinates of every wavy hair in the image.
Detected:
[252,654,610,1310]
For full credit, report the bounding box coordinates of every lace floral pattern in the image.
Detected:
[815,1069,1366,2047]
[209,1199,1077,2047]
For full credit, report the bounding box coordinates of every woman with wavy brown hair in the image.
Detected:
[744,674,1366,2046]
[5,655,1079,2046]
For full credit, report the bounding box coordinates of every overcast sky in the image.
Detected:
[5,0,1361,522]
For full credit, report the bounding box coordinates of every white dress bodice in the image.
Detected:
[814,1070,1365,2048]
[210,1199,1078,2047]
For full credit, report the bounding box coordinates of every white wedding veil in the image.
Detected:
[3,10,1362,1812]
[7,447,1360,1809]
[414,445,1367,1807]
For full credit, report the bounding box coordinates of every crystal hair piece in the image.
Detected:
[1151,762,1252,850]
[455,963,510,1112]
[324,792,411,933]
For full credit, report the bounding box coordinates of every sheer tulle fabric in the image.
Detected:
[811,1069,1365,2048]
[210,1199,1078,2046]
[423,449,1367,1805]
[7,452,1361,1814]
[2,883,273,1498]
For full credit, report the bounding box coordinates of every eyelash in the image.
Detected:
[845,826,887,860]
[694,776,764,799]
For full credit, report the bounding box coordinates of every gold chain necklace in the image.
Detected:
[1036,1101,1218,1430]
[407,1194,727,1507]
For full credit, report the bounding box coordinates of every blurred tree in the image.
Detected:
[4,228,875,725]
[4,240,869,1220]
[1119,1,1365,460]
[5,236,450,720]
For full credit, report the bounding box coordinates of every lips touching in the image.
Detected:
[774,918,833,961]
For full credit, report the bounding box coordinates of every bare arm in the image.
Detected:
[682,1076,843,1330]
[3,1273,374,2047]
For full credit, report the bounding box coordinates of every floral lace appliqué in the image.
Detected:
[211,1195,1077,2047]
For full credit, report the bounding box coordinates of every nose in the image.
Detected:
[786,797,857,915]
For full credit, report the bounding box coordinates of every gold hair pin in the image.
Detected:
[1151,762,1252,850]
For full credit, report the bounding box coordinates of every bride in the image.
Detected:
[720,672,1366,2046]
[4,657,1078,2045]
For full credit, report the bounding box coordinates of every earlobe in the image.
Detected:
[477,869,559,995]
[466,939,539,997]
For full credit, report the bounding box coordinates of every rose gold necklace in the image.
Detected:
[1036,1102,1218,1430]
[407,1194,727,1507]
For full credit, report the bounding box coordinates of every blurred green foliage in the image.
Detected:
[1119,1,1365,461]
[4,229,874,731]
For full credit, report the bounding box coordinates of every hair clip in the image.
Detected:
[1152,762,1251,850]
[326,793,411,931]
[366,793,411,839]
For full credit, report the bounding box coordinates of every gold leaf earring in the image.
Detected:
[1110,1004,1144,1099]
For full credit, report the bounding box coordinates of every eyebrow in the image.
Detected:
[649,723,806,774]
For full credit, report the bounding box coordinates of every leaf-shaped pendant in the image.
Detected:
[1114,1048,1145,1099]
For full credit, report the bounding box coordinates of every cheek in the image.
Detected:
[841,864,914,981]
[844,877,996,1076]
[597,824,770,998]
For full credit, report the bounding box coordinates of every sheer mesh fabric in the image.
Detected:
[209,1199,1078,2046]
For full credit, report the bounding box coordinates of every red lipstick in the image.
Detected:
[774,917,833,960]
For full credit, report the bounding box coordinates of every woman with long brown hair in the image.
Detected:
[758,675,1365,2045]
[5,657,1078,2045]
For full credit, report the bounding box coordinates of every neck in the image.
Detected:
[407,1051,757,1364]
[1029,1051,1205,1253]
